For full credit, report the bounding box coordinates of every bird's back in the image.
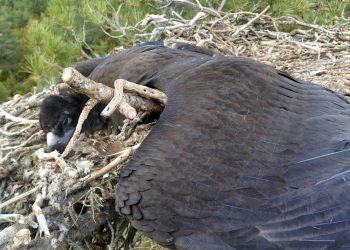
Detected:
[113,52,350,249]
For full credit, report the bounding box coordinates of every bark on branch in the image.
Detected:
[61,67,166,120]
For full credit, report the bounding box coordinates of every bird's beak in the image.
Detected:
[46,129,75,153]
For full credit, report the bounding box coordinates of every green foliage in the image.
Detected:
[0,0,49,100]
[0,82,12,102]
[0,0,349,102]
[18,0,159,95]
[134,233,166,249]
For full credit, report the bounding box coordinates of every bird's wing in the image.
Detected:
[88,45,213,88]
[116,57,350,249]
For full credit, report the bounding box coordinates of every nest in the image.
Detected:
[1,5,350,250]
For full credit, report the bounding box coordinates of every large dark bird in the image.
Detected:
[40,44,350,249]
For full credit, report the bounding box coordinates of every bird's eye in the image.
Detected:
[62,117,72,128]
[44,126,51,133]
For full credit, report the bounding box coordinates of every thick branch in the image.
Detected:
[62,67,114,103]
[62,68,165,119]
[122,79,168,104]
[101,80,136,119]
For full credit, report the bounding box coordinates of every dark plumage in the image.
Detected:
[39,58,107,152]
[39,91,107,152]
[40,44,350,249]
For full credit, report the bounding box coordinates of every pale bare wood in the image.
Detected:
[101,79,137,119]
[0,187,39,210]
[61,99,98,159]
[121,79,168,104]
[32,193,50,237]
[0,107,37,125]
[66,144,140,194]
[62,67,114,103]
[79,143,140,185]
[231,5,270,39]
[62,68,165,119]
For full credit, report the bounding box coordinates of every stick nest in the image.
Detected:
[1,4,350,249]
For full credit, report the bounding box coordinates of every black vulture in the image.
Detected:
[40,44,350,249]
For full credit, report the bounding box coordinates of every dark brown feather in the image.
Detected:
[85,45,350,249]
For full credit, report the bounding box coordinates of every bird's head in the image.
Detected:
[39,94,83,153]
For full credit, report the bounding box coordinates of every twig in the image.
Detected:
[101,80,136,119]
[0,223,23,247]
[0,187,39,210]
[79,143,140,185]
[114,112,149,141]
[32,193,50,237]
[62,68,164,117]
[218,0,226,11]
[189,12,206,26]
[13,101,42,116]
[62,67,114,103]
[0,145,42,176]
[107,222,115,250]
[0,131,44,151]
[0,214,26,224]
[62,68,165,119]
[169,0,222,17]
[231,5,270,39]
[65,144,140,195]
[0,107,37,124]
[121,79,168,104]
[36,148,66,170]
[0,124,35,136]
[61,99,98,159]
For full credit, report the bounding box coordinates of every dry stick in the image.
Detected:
[218,0,226,11]
[0,214,26,224]
[13,101,42,116]
[170,0,222,17]
[115,112,149,141]
[62,67,114,103]
[0,223,24,247]
[101,79,167,118]
[189,12,206,26]
[61,67,166,158]
[107,222,115,250]
[79,144,140,185]
[32,193,50,237]
[61,99,98,159]
[0,144,42,171]
[0,124,35,137]
[231,5,270,39]
[36,148,66,170]
[101,80,136,119]
[56,82,73,92]
[122,79,168,104]
[62,68,163,118]
[0,107,37,125]
[0,187,39,210]
[0,131,44,151]
[66,144,140,195]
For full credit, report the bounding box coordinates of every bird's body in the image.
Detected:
[111,47,350,249]
[40,44,350,249]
